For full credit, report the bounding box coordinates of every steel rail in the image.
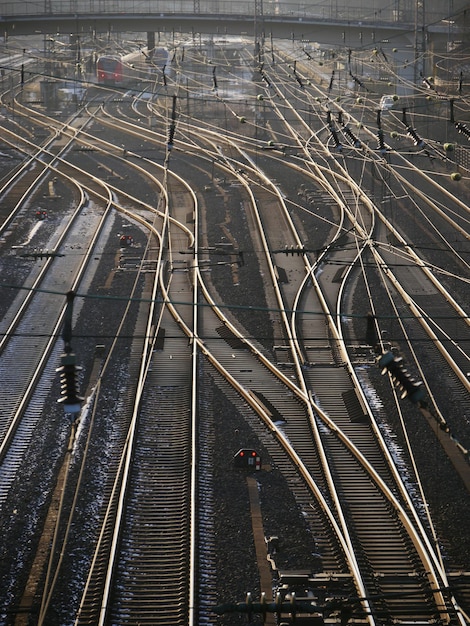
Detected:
[227,59,462,621]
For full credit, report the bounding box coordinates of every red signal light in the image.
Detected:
[233,449,261,470]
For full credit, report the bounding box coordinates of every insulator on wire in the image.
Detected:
[283,246,304,256]
[329,126,343,151]
[422,76,433,89]
[365,312,379,348]
[328,70,335,91]
[259,69,272,87]
[376,128,387,153]
[167,94,177,149]
[214,592,327,618]
[407,126,424,148]
[343,126,361,148]
[449,99,455,123]
[377,351,425,403]
[349,71,367,90]
[293,71,303,88]
[57,352,83,415]
[402,107,408,125]
[455,122,470,138]
[168,123,175,148]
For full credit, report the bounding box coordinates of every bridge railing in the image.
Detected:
[0,1,444,26]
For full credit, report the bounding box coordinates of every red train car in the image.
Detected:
[97,55,123,85]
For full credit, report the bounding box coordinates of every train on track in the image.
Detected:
[96,47,170,86]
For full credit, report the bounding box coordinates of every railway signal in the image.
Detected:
[233,449,261,470]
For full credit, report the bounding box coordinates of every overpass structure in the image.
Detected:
[0,1,465,51]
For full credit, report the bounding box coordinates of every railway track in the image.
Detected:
[73,164,198,624]
[0,34,468,625]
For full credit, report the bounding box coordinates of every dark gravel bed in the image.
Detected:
[0,211,149,623]
[347,264,470,580]
[1,67,469,624]
[205,373,320,625]
[0,176,77,321]
[200,149,470,618]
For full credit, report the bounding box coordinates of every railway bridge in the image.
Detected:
[0,0,465,51]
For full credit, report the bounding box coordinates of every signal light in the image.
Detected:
[233,449,261,470]
[57,352,83,415]
[377,351,425,404]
